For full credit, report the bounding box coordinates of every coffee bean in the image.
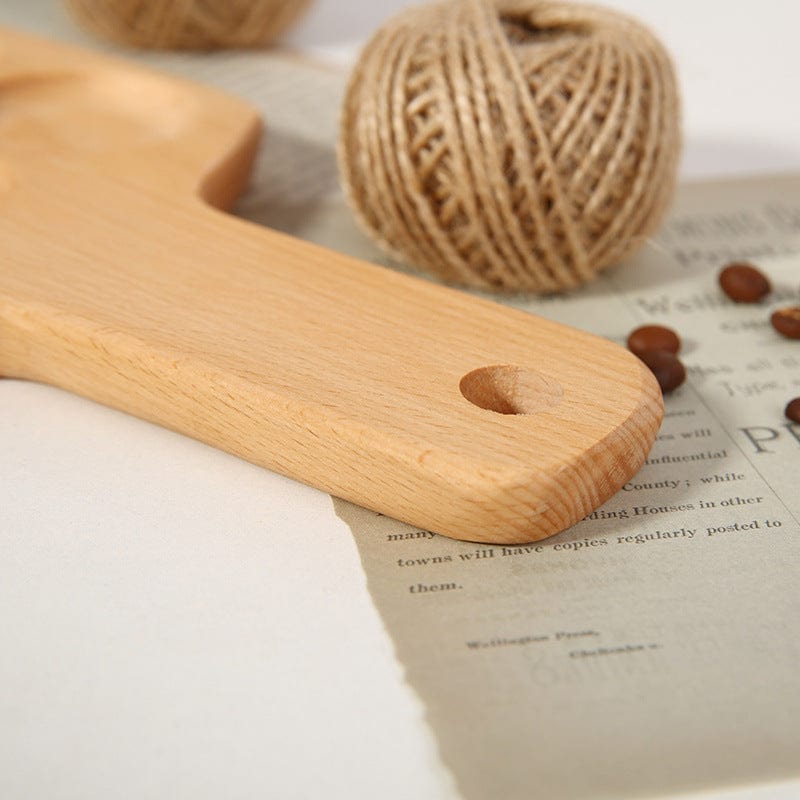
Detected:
[770,306,800,339]
[718,262,771,302]
[638,350,686,394]
[627,325,681,357]
[786,398,800,424]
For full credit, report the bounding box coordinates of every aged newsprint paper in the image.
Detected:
[162,49,800,800]
[334,184,800,799]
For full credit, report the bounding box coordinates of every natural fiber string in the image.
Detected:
[338,0,681,292]
[64,0,312,49]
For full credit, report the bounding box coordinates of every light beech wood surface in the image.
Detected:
[0,28,663,543]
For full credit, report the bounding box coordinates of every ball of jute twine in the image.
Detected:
[338,0,681,292]
[64,0,312,49]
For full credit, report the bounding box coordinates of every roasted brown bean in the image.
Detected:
[718,262,771,303]
[638,350,686,394]
[627,325,681,357]
[770,306,800,339]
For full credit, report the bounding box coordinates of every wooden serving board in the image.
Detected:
[0,28,662,544]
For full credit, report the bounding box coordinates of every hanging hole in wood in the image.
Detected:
[459,365,563,415]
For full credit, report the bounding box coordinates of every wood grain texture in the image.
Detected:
[0,27,663,543]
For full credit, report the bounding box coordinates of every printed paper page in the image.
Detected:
[334,179,800,799]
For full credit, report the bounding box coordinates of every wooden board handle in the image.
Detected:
[0,28,663,543]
